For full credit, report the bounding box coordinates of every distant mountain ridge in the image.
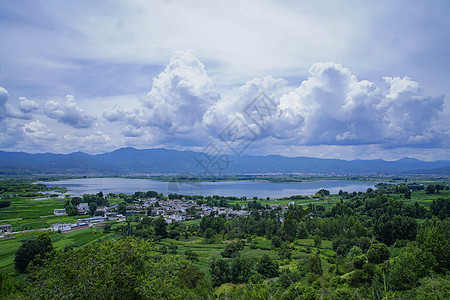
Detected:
[0,147,449,176]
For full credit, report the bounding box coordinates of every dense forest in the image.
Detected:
[0,180,449,299]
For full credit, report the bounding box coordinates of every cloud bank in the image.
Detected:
[104,52,447,153]
[0,51,448,159]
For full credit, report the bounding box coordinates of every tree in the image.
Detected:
[426,184,435,194]
[404,189,411,199]
[146,206,153,216]
[222,242,244,258]
[88,202,97,216]
[307,252,323,275]
[314,235,322,249]
[210,257,230,285]
[15,233,53,273]
[168,243,178,254]
[283,217,297,242]
[416,218,449,274]
[297,222,309,239]
[374,214,417,245]
[65,204,78,216]
[117,202,127,215]
[103,223,111,233]
[430,198,450,219]
[24,237,206,299]
[256,254,278,278]
[316,189,330,197]
[230,257,253,283]
[352,255,367,269]
[154,217,168,238]
[389,245,434,291]
[348,246,363,260]
[271,235,283,248]
[0,201,11,208]
[434,184,443,193]
[178,265,204,289]
[366,243,390,264]
[185,250,199,261]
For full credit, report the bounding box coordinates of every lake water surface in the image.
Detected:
[37,178,382,198]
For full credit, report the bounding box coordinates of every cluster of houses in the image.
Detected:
[144,198,251,223]
[0,196,317,236]
[46,196,313,233]
[50,197,254,231]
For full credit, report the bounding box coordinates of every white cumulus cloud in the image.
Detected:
[44,95,97,128]
[23,120,56,140]
[275,62,445,147]
[126,50,220,134]
[57,132,114,153]
[103,105,126,122]
[203,76,288,138]
[18,97,39,113]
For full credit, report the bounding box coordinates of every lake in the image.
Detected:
[37,178,382,198]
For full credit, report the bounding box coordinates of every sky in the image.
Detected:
[0,0,449,161]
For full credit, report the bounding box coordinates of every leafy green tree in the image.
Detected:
[316,189,330,197]
[374,214,417,245]
[256,254,278,278]
[271,235,283,248]
[117,202,127,215]
[366,243,390,264]
[24,237,206,299]
[154,216,168,238]
[314,235,322,249]
[283,216,297,242]
[185,250,199,261]
[348,246,363,260]
[416,217,449,274]
[64,203,78,216]
[430,198,450,219]
[15,233,53,273]
[178,265,204,289]
[297,221,309,239]
[103,223,111,233]
[222,241,244,258]
[88,202,97,216]
[146,206,153,216]
[307,252,323,275]
[404,189,411,199]
[0,272,18,297]
[210,257,230,285]
[230,257,253,283]
[352,255,367,269]
[389,245,434,291]
[168,243,178,254]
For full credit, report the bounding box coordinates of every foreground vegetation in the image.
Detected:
[0,178,449,299]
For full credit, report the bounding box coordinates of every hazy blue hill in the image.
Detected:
[404,165,450,175]
[0,150,114,174]
[0,148,449,175]
[94,147,200,173]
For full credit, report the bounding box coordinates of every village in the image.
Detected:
[49,197,301,233]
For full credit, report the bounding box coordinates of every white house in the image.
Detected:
[77,203,89,214]
[54,208,66,216]
[0,224,12,233]
[53,223,72,232]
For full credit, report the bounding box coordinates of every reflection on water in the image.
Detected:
[36,178,382,198]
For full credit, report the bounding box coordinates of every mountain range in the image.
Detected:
[0,147,449,176]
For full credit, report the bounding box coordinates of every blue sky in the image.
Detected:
[0,0,449,161]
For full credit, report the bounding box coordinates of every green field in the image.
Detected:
[0,195,68,219]
[0,228,121,275]
[157,236,335,275]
